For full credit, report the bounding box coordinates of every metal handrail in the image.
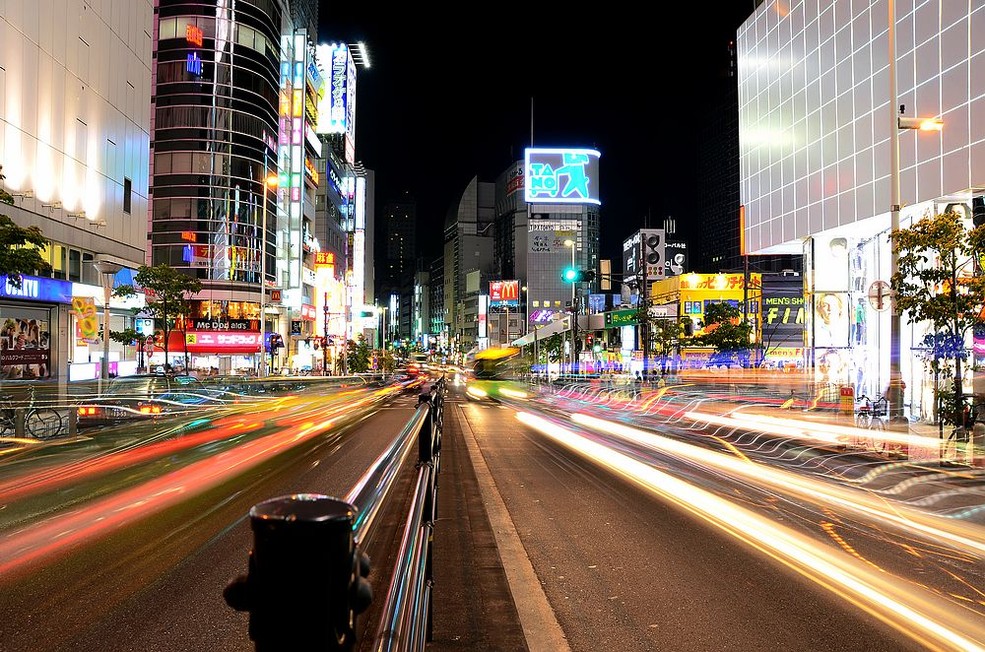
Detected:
[371,379,444,651]
[225,377,445,652]
[345,404,429,545]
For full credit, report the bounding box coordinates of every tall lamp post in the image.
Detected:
[887,0,943,422]
[564,239,577,374]
[258,173,278,377]
[93,260,122,393]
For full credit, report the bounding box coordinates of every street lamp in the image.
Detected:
[887,0,943,422]
[93,260,122,392]
[564,239,577,374]
[380,306,388,351]
[258,173,278,377]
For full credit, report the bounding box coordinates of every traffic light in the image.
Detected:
[561,268,597,283]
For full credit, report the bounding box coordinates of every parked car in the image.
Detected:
[76,373,222,428]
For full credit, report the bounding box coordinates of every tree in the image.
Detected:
[108,326,149,373]
[113,264,202,367]
[345,335,371,373]
[890,210,985,426]
[649,318,681,375]
[0,165,52,287]
[541,333,564,365]
[696,302,753,368]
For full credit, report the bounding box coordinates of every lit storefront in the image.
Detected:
[0,275,70,380]
[68,277,147,381]
[156,300,264,375]
[650,273,762,370]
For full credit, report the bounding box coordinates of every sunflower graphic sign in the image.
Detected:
[71,296,100,343]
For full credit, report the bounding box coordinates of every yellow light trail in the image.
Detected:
[516,411,985,651]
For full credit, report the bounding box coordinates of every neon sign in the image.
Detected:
[524,148,601,205]
[186,25,203,47]
[186,52,202,75]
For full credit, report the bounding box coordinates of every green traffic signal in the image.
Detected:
[561,267,597,283]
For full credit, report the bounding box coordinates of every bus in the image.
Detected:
[465,347,529,401]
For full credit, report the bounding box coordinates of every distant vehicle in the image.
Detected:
[465,347,529,401]
[76,374,222,428]
[407,353,429,376]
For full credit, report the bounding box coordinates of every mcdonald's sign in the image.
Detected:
[489,280,520,307]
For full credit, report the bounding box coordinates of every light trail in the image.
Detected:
[517,410,985,651]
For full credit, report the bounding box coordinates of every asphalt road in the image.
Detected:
[4,378,985,651]
[449,388,928,651]
[0,386,422,652]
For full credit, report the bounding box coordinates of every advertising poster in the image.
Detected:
[71,296,100,344]
[813,292,850,348]
[0,317,51,379]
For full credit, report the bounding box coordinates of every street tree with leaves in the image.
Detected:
[346,335,371,373]
[649,318,682,375]
[0,165,52,286]
[113,264,202,366]
[695,302,753,368]
[890,210,985,426]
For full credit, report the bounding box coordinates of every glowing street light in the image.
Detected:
[258,173,278,378]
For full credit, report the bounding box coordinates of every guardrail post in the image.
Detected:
[68,407,78,437]
[419,403,434,464]
[14,408,25,437]
[224,494,372,652]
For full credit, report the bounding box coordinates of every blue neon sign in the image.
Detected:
[524,148,601,205]
[0,275,73,304]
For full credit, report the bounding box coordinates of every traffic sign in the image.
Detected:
[867,280,891,312]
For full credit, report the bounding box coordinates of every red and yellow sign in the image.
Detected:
[314,252,335,268]
[490,280,520,304]
[71,296,99,343]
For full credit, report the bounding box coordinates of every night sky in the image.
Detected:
[317,5,759,263]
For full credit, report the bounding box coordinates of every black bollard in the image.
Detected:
[224,494,372,652]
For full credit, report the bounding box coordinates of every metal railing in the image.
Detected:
[225,376,446,651]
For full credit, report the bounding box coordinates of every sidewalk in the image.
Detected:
[730,400,985,467]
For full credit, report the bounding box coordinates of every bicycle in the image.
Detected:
[0,385,65,439]
[855,393,889,453]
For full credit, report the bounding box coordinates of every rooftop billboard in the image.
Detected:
[524,148,601,205]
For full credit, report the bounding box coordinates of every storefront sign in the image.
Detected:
[192,319,258,331]
[70,296,99,342]
[0,275,72,304]
[300,304,316,320]
[489,280,520,307]
[178,331,263,354]
[762,276,806,348]
[0,314,51,379]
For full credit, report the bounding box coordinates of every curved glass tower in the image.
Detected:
[150,0,282,295]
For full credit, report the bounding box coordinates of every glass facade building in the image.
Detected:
[738,1,985,419]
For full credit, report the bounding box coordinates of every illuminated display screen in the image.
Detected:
[315,43,351,135]
[524,148,601,205]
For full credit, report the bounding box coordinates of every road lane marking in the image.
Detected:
[454,405,571,652]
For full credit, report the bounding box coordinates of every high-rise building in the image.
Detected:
[381,194,416,339]
[696,38,801,276]
[738,0,985,415]
[0,0,153,382]
[428,255,445,352]
[494,157,600,340]
[443,177,496,356]
[149,0,322,374]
